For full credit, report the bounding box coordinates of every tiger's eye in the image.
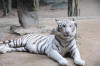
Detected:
[58,25,61,28]
[70,25,72,27]
[63,25,66,27]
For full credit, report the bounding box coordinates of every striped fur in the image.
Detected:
[0,19,85,66]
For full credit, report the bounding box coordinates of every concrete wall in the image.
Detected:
[79,0,100,17]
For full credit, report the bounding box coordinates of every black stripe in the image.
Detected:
[3,41,6,44]
[19,38,22,46]
[70,47,77,57]
[27,35,40,44]
[25,35,40,45]
[25,34,36,44]
[22,34,34,44]
[65,38,74,48]
[70,48,74,55]
[8,40,11,43]
[69,44,74,50]
[36,37,47,53]
[20,36,26,47]
[55,36,64,47]
[8,40,12,47]
[55,44,60,50]
[20,42,23,47]
[68,39,73,44]
[23,35,39,47]
[40,39,47,54]
[71,51,75,57]
[34,36,43,43]
[44,47,46,54]
[44,44,49,54]
[7,43,11,47]
[15,39,18,47]
[16,39,18,47]
[65,43,70,48]
[13,40,16,47]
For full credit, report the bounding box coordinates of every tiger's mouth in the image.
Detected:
[63,33,71,37]
[64,34,70,37]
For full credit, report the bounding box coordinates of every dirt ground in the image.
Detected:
[0,16,100,66]
[77,20,100,66]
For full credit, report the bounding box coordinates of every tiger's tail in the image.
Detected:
[0,38,26,54]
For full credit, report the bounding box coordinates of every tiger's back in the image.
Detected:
[22,34,55,54]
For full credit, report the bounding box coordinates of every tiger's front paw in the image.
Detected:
[59,58,68,66]
[74,59,85,66]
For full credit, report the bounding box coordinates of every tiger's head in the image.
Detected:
[52,19,77,39]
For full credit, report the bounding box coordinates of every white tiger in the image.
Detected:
[0,19,85,66]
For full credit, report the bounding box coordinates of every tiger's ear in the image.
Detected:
[55,18,60,25]
[55,19,59,21]
[72,18,76,21]
[71,18,77,28]
[74,23,77,28]
[55,19,61,32]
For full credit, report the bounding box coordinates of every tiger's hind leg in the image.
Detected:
[0,44,27,54]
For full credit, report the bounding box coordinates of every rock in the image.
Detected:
[10,25,53,35]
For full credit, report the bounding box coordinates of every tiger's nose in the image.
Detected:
[66,32,70,35]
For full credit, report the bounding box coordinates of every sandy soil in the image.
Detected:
[0,16,100,66]
[77,20,100,66]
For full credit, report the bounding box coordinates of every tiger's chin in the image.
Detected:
[63,34,73,38]
[59,34,71,40]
